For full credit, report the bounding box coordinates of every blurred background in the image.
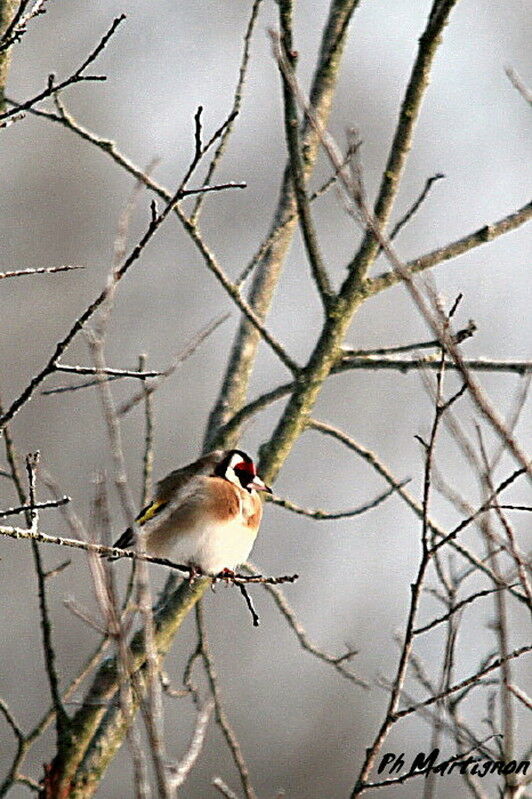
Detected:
[0,0,530,796]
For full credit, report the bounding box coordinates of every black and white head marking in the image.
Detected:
[214,449,271,494]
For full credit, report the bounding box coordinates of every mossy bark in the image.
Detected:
[0,0,19,113]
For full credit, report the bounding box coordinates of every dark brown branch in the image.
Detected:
[413,585,514,635]
[382,172,445,249]
[0,496,70,517]
[0,523,297,584]
[342,322,475,357]
[270,478,409,520]
[54,364,161,379]
[0,128,216,430]
[394,644,532,721]
[25,454,72,753]
[0,14,126,121]
[276,4,334,308]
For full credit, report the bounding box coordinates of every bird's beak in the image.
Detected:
[249,476,272,493]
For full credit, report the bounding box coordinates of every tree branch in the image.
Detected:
[368,199,532,295]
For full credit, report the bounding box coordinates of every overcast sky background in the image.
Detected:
[1,1,530,796]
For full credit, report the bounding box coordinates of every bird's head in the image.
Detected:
[215,449,271,494]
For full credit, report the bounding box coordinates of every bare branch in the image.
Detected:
[245,563,368,687]
[0,495,70,518]
[368,199,532,295]
[413,584,514,635]
[307,418,528,606]
[275,5,334,308]
[196,602,257,799]
[506,683,532,712]
[139,354,154,507]
[270,479,409,520]
[190,0,263,223]
[174,209,300,375]
[117,314,230,416]
[0,696,24,742]
[54,364,161,379]
[0,522,297,584]
[0,133,216,430]
[205,0,361,448]
[505,65,532,105]
[385,172,445,246]
[394,644,532,721]
[0,15,126,122]
[342,322,475,357]
[337,356,532,375]
[0,264,83,279]
[24,453,72,753]
[213,777,241,799]
[167,701,214,792]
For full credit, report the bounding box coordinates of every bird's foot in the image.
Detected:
[187,564,204,584]
[214,568,236,584]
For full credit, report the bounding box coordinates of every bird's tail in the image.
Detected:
[108,527,134,560]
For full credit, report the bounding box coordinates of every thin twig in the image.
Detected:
[0,264,83,279]
[244,563,368,687]
[277,3,333,308]
[394,644,532,721]
[54,364,161,379]
[190,0,263,224]
[0,115,224,430]
[212,778,241,799]
[167,701,214,792]
[413,584,515,635]
[139,354,154,507]
[368,199,532,295]
[25,454,72,752]
[270,478,409,520]
[196,603,257,799]
[307,418,528,606]
[0,523,297,583]
[0,697,24,741]
[337,356,532,375]
[0,15,126,122]
[117,314,229,417]
[342,323,475,357]
[236,583,260,626]
[235,145,357,287]
[506,683,532,711]
[0,496,70,518]
[384,172,445,248]
[175,209,299,375]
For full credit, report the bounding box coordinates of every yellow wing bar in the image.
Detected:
[136,498,167,526]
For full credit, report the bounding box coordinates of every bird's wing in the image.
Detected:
[156,450,223,504]
[144,477,242,556]
[110,451,223,553]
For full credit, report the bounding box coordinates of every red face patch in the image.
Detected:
[235,460,256,475]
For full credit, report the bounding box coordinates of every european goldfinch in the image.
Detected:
[111,449,271,575]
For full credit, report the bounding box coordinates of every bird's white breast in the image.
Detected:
[161,516,257,575]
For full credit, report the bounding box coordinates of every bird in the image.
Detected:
[111,449,271,576]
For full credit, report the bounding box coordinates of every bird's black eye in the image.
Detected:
[234,466,251,486]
